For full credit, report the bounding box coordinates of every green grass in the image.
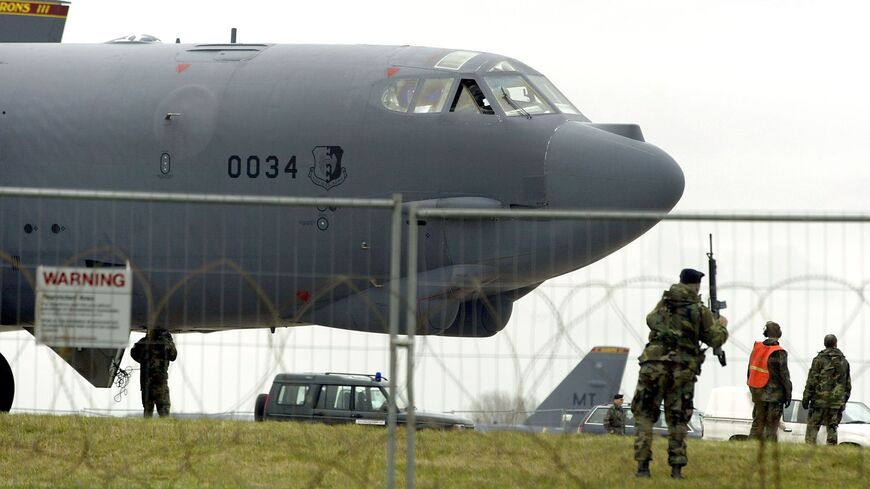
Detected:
[0,414,866,488]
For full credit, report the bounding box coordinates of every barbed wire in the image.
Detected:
[112,364,135,403]
[1,205,869,486]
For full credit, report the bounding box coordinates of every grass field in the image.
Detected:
[0,414,866,488]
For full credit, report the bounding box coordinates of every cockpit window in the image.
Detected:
[435,50,480,70]
[527,75,582,115]
[484,75,554,116]
[382,78,418,112]
[450,79,494,115]
[413,78,453,113]
[451,85,478,113]
[488,60,517,72]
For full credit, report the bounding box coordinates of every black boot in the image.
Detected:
[671,465,684,479]
[635,460,651,478]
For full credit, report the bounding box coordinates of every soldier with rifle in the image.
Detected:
[631,262,729,479]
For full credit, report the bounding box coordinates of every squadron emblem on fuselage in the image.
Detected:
[309,146,347,190]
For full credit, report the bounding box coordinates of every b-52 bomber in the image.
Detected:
[0,22,684,411]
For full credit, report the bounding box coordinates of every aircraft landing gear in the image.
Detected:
[0,352,13,412]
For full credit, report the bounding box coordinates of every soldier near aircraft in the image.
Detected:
[747,321,792,442]
[130,329,177,418]
[603,394,626,435]
[803,334,851,445]
[631,268,728,479]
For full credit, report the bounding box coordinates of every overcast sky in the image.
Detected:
[61,0,870,212]
[4,1,869,416]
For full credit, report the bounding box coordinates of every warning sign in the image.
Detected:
[35,265,132,348]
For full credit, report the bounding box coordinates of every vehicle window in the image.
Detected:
[585,407,606,424]
[370,388,388,411]
[316,385,353,410]
[353,386,388,412]
[842,401,870,424]
[449,79,494,115]
[316,385,335,409]
[353,387,371,411]
[781,403,798,423]
[689,412,703,432]
[623,407,636,427]
[382,78,418,112]
[335,386,352,409]
[276,383,309,406]
[413,78,453,113]
[795,404,809,424]
[527,75,582,115]
[484,75,554,117]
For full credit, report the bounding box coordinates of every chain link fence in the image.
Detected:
[2,187,869,486]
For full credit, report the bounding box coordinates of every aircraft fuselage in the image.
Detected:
[0,42,684,337]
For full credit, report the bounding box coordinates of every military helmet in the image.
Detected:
[763,321,782,338]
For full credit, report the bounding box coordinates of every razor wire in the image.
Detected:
[2,187,870,487]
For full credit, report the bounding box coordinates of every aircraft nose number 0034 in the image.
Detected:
[225,145,347,191]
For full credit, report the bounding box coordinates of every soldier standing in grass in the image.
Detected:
[631,269,728,479]
[747,321,792,442]
[131,329,177,418]
[803,334,851,445]
[603,394,626,435]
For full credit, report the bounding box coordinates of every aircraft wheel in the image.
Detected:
[254,393,268,422]
[0,352,13,412]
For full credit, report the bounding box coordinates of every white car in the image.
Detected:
[703,386,870,446]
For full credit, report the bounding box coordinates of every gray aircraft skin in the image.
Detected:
[0,39,684,409]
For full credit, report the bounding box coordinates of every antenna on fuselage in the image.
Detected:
[230,28,237,44]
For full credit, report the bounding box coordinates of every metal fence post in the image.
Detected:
[387,193,402,489]
[405,204,419,489]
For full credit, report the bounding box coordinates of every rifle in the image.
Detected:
[707,234,727,366]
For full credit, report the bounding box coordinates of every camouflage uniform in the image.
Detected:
[603,404,625,435]
[131,330,177,417]
[748,339,792,442]
[803,347,851,445]
[631,283,728,468]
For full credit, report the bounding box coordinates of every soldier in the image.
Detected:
[130,329,177,418]
[803,334,851,445]
[631,268,728,479]
[603,394,626,435]
[747,321,792,441]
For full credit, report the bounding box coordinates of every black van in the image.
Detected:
[254,372,473,429]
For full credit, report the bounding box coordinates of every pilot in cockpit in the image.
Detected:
[382,79,417,112]
[414,83,448,113]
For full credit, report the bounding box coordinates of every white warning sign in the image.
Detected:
[35,265,132,348]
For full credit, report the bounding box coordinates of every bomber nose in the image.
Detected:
[545,122,685,211]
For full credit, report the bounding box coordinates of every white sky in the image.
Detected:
[60,0,870,212]
[4,0,870,417]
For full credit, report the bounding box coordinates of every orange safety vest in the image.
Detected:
[747,341,784,388]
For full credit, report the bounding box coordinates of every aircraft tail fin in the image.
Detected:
[0,1,70,43]
[524,346,629,429]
